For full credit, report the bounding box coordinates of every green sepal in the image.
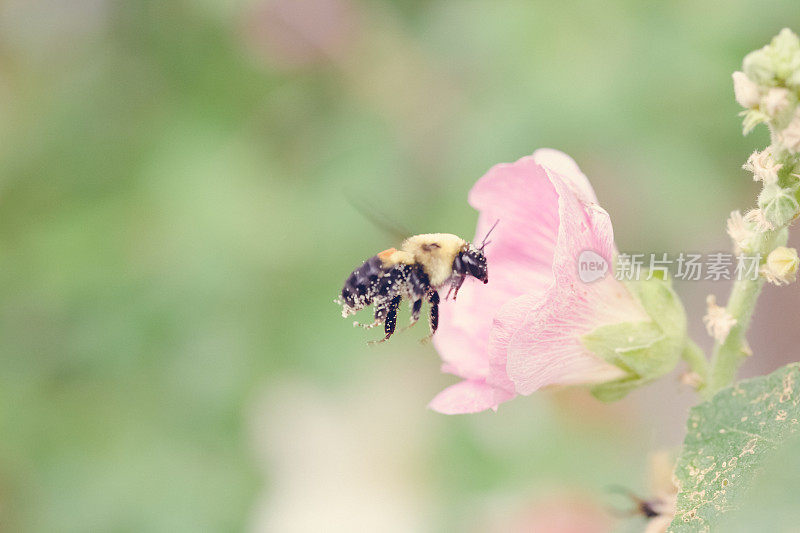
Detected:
[623,273,687,340]
[583,274,687,401]
[590,375,647,402]
[740,109,768,135]
[758,183,800,228]
[582,321,665,376]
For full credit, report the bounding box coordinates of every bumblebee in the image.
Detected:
[337,222,497,343]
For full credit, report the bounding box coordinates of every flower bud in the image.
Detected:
[742,29,800,91]
[758,183,800,228]
[761,246,799,285]
[743,149,782,184]
[744,208,775,232]
[726,210,757,253]
[703,295,737,343]
[777,109,800,153]
[769,28,800,81]
[761,87,792,118]
[743,48,775,86]
[732,71,761,108]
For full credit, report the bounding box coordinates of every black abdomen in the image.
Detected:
[341,256,385,309]
[341,256,410,311]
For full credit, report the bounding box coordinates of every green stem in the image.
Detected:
[703,276,764,398]
[682,339,710,386]
[703,228,786,399]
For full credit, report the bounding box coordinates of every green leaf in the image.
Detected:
[715,433,800,531]
[668,363,800,532]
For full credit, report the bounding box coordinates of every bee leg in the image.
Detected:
[354,306,387,329]
[368,295,401,345]
[448,275,465,300]
[401,299,423,331]
[420,291,439,343]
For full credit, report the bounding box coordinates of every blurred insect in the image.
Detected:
[337,221,498,344]
[607,485,674,529]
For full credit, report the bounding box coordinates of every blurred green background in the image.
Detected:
[1,1,799,531]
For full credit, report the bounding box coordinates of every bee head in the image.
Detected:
[456,245,489,284]
[455,219,497,284]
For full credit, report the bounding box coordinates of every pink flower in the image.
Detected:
[430,150,651,414]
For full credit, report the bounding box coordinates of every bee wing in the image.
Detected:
[345,194,414,243]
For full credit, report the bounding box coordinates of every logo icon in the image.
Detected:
[578,250,609,283]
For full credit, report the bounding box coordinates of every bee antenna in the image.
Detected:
[479,219,500,250]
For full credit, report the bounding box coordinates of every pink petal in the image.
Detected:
[469,157,560,275]
[547,167,616,283]
[433,156,559,385]
[427,380,515,415]
[434,263,549,382]
[495,170,647,394]
[532,148,598,204]
[501,278,637,395]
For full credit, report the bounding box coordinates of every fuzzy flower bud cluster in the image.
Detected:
[732,30,800,291]
[735,29,800,140]
[733,31,800,233]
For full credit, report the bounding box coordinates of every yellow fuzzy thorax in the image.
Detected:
[398,233,466,287]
